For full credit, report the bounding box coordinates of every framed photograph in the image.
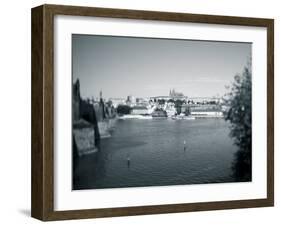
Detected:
[31,4,274,221]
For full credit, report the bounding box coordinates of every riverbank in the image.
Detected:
[73,119,98,156]
[98,118,117,138]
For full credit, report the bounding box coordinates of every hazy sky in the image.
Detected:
[72,34,251,99]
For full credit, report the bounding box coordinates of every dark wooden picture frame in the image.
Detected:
[31,4,274,221]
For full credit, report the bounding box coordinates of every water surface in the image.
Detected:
[73,118,239,189]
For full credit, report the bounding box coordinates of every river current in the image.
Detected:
[73,118,239,190]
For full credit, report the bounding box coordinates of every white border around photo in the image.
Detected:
[54,15,267,211]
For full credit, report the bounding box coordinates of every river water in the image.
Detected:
[73,118,239,190]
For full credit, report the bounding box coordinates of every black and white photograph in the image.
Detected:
[72,34,252,190]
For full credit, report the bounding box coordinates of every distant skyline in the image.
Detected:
[72,34,251,99]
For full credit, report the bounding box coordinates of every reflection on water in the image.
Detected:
[73,118,249,190]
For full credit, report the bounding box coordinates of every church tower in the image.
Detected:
[99,90,106,119]
[99,90,103,101]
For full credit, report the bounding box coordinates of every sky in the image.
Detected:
[72,34,251,99]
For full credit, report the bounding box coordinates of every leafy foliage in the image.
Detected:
[224,64,252,181]
[175,99,184,114]
[117,105,131,115]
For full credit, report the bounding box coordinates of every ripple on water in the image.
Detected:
[73,118,239,190]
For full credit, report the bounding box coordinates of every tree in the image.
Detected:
[158,99,165,105]
[224,63,252,181]
[174,99,183,115]
[107,100,113,107]
[184,106,191,116]
[175,99,183,115]
[116,105,131,115]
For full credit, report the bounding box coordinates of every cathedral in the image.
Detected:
[169,88,184,98]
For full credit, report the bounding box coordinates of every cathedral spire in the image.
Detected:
[99,90,103,100]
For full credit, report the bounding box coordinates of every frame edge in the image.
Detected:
[31,5,45,221]
[266,19,274,207]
